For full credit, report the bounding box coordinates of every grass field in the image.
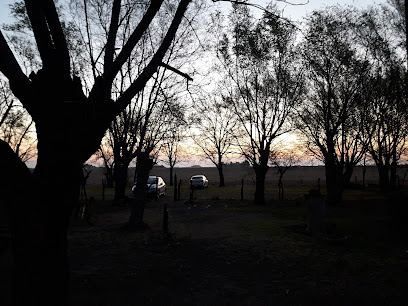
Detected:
[84,165,393,188]
[2,167,408,305]
[65,166,408,305]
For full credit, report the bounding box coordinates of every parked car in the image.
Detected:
[132,176,166,198]
[190,175,209,188]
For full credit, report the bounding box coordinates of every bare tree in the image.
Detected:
[161,121,186,186]
[191,97,236,186]
[66,0,204,204]
[296,7,373,205]
[216,3,304,203]
[366,67,407,190]
[270,145,300,200]
[355,5,408,190]
[0,0,195,303]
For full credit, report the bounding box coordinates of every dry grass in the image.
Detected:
[2,166,408,305]
[64,173,408,305]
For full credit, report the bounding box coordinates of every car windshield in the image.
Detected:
[147,177,157,184]
[192,176,202,180]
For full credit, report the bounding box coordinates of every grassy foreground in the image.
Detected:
[64,183,408,305]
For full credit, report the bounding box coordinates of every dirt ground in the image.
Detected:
[64,193,408,306]
[2,166,408,305]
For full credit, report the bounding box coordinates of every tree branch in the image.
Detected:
[0,31,32,101]
[104,0,122,76]
[24,0,55,69]
[114,0,191,116]
[41,0,71,75]
[160,62,193,81]
[105,0,165,84]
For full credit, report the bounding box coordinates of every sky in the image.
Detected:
[0,0,384,25]
[0,0,387,168]
[0,1,14,24]
[215,0,383,20]
[274,0,381,19]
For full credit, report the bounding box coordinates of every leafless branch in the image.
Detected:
[160,62,193,81]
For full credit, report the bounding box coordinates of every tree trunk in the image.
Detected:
[390,160,398,190]
[128,151,154,230]
[253,163,269,205]
[113,160,130,202]
[217,162,225,187]
[343,164,353,186]
[325,163,342,205]
[278,176,284,201]
[1,139,82,305]
[104,166,114,188]
[377,162,391,191]
[169,166,174,186]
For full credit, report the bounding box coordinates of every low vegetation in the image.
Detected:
[62,182,408,304]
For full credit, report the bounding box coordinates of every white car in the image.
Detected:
[190,175,209,188]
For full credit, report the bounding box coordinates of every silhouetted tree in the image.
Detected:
[271,146,300,200]
[369,71,407,190]
[216,4,303,203]
[0,0,194,303]
[191,97,236,187]
[296,7,373,205]
[356,5,408,190]
[66,0,203,202]
[161,121,186,186]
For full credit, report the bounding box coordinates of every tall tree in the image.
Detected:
[216,4,303,203]
[296,7,372,204]
[161,121,186,186]
[356,5,408,190]
[67,0,203,203]
[191,97,236,187]
[0,0,193,303]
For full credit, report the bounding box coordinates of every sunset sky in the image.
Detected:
[0,0,389,168]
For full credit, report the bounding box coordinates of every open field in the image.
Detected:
[83,165,408,203]
[72,187,408,305]
[85,165,394,188]
[2,167,408,305]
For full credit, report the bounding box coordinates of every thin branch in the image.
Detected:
[160,62,193,81]
[212,0,302,27]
